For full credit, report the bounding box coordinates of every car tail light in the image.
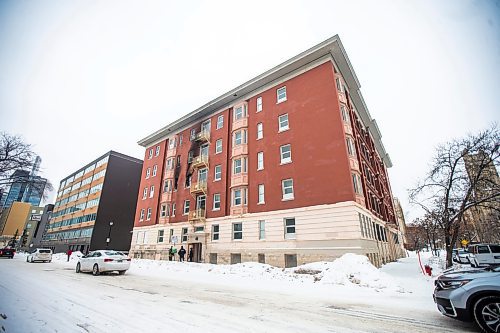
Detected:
[104,258,114,262]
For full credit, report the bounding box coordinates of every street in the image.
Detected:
[0,256,477,333]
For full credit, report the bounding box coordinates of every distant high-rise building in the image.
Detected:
[1,170,47,209]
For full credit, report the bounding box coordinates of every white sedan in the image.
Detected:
[76,250,131,276]
[26,248,52,263]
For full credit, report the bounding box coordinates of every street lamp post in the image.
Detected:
[106,221,114,249]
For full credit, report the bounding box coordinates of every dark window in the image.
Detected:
[490,245,500,253]
[478,246,491,254]
[230,253,241,264]
[209,253,217,264]
[285,254,297,268]
[258,254,265,264]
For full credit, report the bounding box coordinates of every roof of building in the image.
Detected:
[137,35,392,168]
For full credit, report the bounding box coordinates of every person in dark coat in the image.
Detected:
[178,246,186,262]
[188,248,194,262]
[67,249,73,262]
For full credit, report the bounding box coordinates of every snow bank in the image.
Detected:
[292,253,399,290]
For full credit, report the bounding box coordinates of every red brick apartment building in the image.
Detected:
[130,35,406,267]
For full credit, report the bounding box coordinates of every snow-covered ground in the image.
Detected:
[0,251,476,332]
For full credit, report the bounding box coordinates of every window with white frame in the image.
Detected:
[352,174,361,194]
[278,114,289,132]
[257,152,264,170]
[146,208,152,220]
[139,209,145,221]
[190,128,196,141]
[142,187,148,199]
[233,189,242,206]
[183,200,190,215]
[212,224,219,240]
[148,149,153,159]
[284,217,296,238]
[336,77,343,92]
[258,184,265,204]
[259,220,265,240]
[179,134,183,146]
[187,151,194,163]
[155,146,160,156]
[234,129,247,146]
[172,203,176,217]
[257,123,263,140]
[198,168,208,183]
[167,157,174,170]
[201,119,211,133]
[277,86,287,103]
[152,165,157,176]
[168,137,176,149]
[149,185,155,198]
[215,139,222,154]
[164,179,172,193]
[256,97,262,112]
[160,204,167,217]
[233,157,247,175]
[216,115,224,129]
[182,227,188,242]
[157,230,164,243]
[146,168,150,178]
[346,137,355,156]
[282,179,294,200]
[234,105,247,120]
[340,105,350,123]
[213,193,221,210]
[233,223,242,240]
[214,165,222,181]
[280,144,292,164]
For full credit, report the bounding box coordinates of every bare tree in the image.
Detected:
[410,125,500,267]
[0,132,52,203]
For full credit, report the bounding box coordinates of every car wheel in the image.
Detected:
[76,263,81,273]
[118,270,126,275]
[92,264,100,276]
[474,296,500,333]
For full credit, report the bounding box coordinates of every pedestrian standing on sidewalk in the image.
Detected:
[168,246,173,261]
[188,247,194,262]
[178,246,186,262]
[67,249,73,262]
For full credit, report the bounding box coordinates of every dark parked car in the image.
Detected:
[434,266,500,333]
[0,247,15,258]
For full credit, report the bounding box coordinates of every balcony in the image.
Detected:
[190,155,209,170]
[188,209,206,223]
[195,130,211,143]
[190,181,207,196]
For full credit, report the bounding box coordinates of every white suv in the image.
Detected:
[468,244,500,267]
[26,248,53,263]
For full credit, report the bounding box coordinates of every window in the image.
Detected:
[282,179,294,200]
[142,187,148,199]
[163,179,172,193]
[258,184,265,204]
[259,221,265,240]
[234,129,247,145]
[182,228,188,242]
[214,165,222,181]
[146,208,151,220]
[256,123,263,140]
[256,96,262,112]
[217,115,224,129]
[169,229,174,242]
[212,224,219,241]
[167,157,175,170]
[213,193,221,210]
[215,139,222,154]
[183,200,190,215]
[284,254,297,268]
[233,157,247,175]
[277,86,287,103]
[160,205,167,218]
[346,138,355,156]
[231,253,242,264]
[201,119,211,133]
[152,165,157,177]
[336,77,343,92]
[139,209,144,221]
[168,137,176,149]
[341,105,350,123]
[149,185,155,198]
[179,134,183,146]
[190,129,196,141]
[257,152,264,170]
[155,146,160,156]
[280,144,292,164]
[172,203,176,217]
[233,189,242,206]
[352,174,361,194]
[198,168,208,183]
[278,114,289,131]
[284,218,296,238]
[146,168,151,179]
[233,223,242,240]
[234,105,247,120]
[157,230,164,243]
[148,149,153,159]
[188,151,194,163]
[185,175,191,188]
[210,253,218,264]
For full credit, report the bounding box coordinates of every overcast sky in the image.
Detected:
[1,0,499,221]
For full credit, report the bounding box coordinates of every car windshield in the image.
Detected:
[104,251,125,256]
[39,250,51,254]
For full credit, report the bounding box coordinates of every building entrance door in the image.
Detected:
[189,243,202,263]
